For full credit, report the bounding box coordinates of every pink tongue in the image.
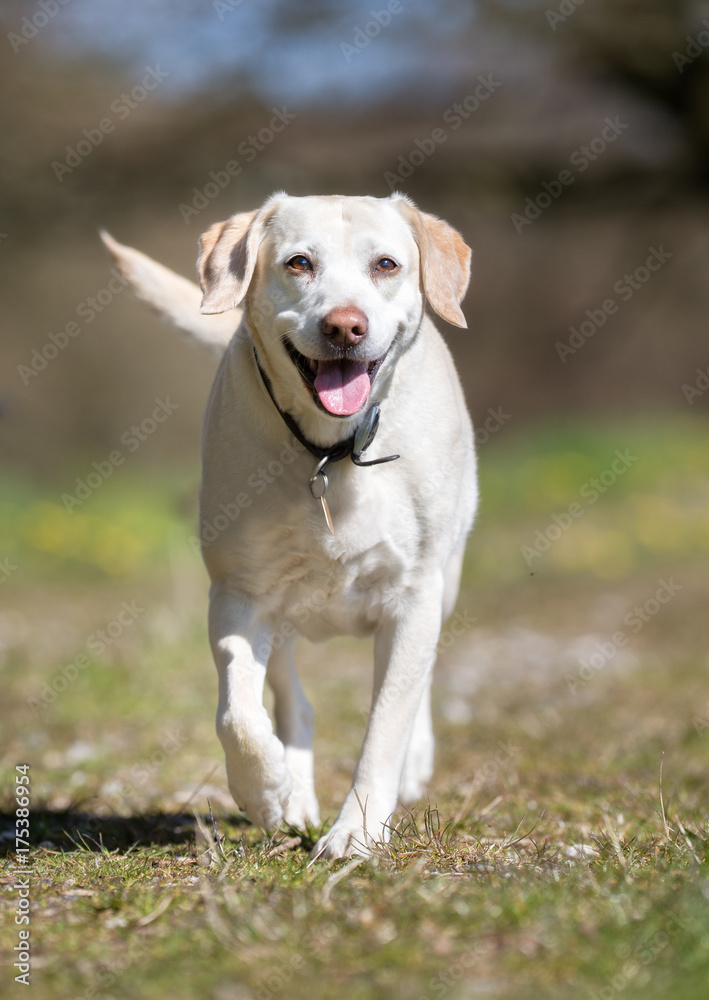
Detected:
[314,360,371,416]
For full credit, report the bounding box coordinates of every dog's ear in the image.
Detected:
[197,209,264,314]
[392,196,471,328]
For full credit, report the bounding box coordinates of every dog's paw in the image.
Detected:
[238,774,292,830]
[311,822,371,861]
[221,728,293,830]
[310,790,394,860]
[284,784,320,828]
[284,796,319,829]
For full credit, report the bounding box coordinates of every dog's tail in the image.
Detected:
[100,230,238,356]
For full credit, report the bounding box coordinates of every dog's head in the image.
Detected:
[197,193,471,422]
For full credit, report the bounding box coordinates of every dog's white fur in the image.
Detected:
[103,192,477,859]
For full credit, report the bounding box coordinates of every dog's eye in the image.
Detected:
[286,254,312,272]
[375,257,399,273]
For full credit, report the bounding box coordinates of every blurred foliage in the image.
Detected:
[470,413,709,583]
[2,0,709,475]
[2,417,706,589]
[1,12,706,995]
[4,0,709,230]
[0,472,194,582]
[483,0,709,186]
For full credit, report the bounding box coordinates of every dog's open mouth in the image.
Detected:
[284,339,387,417]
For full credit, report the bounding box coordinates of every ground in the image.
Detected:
[1,416,708,999]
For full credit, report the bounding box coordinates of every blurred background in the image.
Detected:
[3,0,709,474]
[1,0,708,829]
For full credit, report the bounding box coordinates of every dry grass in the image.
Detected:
[1,418,708,999]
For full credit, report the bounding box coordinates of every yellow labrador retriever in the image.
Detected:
[102,193,477,858]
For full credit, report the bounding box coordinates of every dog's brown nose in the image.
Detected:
[321,306,369,348]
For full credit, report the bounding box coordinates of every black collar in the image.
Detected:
[252,346,400,471]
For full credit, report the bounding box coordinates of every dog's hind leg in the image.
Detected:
[209,581,293,830]
[266,637,320,828]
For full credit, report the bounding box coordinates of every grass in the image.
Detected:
[1,415,709,999]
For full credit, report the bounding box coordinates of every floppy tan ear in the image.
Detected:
[392,196,471,328]
[197,209,263,314]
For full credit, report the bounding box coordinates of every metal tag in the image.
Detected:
[309,457,335,534]
[310,471,328,499]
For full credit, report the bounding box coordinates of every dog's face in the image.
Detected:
[197,193,471,420]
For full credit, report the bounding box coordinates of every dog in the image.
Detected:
[102,192,477,859]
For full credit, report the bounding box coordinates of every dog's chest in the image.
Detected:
[204,467,420,640]
[257,525,407,640]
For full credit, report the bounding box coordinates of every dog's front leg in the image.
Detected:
[209,581,292,829]
[312,577,444,860]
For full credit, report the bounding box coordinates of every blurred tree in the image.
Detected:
[2,0,709,478]
[481,0,709,186]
